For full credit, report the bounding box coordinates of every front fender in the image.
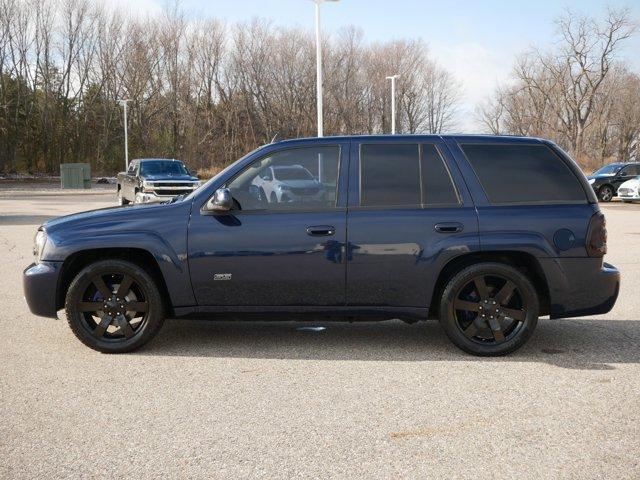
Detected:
[42,202,195,307]
[49,231,194,308]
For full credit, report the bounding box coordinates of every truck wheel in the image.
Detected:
[65,259,165,353]
[598,185,614,202]
[117,189,129,205]
[439,263,539,356]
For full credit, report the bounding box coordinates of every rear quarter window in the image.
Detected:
[460,143,587,204]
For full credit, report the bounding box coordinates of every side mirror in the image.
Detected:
[205,188,232,212]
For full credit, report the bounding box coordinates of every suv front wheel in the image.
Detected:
[598,185,614,202]
[439,263,539,356]
[65,259,165,353]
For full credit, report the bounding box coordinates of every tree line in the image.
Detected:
[0,1,637,176]
[0,0,460,175]
[477,8,639,169]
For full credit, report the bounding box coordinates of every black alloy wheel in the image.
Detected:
[598,185,614,202]
[439,263,539,356]
[65,259,164,353]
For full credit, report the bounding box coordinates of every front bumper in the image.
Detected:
[23,261,62,318]
[617,189,640,200]
[137,190,196,203]
[540,258,620,319]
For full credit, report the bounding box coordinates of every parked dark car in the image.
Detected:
[24,135,619,356]
[587,162,640,202]
[116,158,200,204]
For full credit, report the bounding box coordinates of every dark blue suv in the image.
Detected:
[23,135,619,356]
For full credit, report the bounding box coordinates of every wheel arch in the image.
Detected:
[57,248,173,315]
[429,251,550,319]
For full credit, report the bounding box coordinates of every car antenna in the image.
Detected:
[270,133,279,144]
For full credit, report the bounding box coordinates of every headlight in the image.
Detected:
[142,180,154,192]
[278,185,291,191]
[33,228,47,264]
[588,178,595,185]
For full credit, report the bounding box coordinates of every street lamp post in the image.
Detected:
[311,0,339,138]
[386,75,400,134]
[119,99,131,170]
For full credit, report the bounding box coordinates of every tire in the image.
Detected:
[270,192,277,203]
[65,259,165,353]
[134,191,144,204]
[117,189,129,205]
[598,185,614,202]
[439,262,539,356]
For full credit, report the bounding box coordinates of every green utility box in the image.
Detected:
[60,163,91,189]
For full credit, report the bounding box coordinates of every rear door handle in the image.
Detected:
[306,225,335,236]
[434,222,463,233]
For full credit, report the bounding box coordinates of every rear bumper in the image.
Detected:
[23,261,62,318]
[539,258,620,319]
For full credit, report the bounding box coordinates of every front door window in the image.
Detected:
[226,146,340,211]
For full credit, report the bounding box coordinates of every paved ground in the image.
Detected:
[1,189,639,479]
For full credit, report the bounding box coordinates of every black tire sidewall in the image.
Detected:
[65,259,165,353]
[439,262,539,356]
[598,185,613,202]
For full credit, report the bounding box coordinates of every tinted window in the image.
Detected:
[360,144,421,206]
[140,161,189,176]
[620,165,640,176]
[461,144,586,204]
[227,146,340,211]
[422,144,459,205]
[593,164,622,175]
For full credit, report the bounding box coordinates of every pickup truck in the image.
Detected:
[116,158,200,204]
[23,135,619,356]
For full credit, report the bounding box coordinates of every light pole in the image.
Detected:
[311,0,339,138]
[119,99,131,170]
[386,75,400,134]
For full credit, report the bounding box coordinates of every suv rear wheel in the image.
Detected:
[439,263,539,356]
[65,259,165,353]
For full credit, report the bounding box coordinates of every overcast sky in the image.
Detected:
[104,0,640,131]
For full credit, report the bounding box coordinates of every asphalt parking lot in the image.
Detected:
[1,188,639,479]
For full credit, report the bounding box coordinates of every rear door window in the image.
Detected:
[360,144,421,206]
[359,143,460,207]
[422,144,459,205]
[460,143,586,204]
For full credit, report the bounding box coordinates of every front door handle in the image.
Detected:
[434,222,463,233]
[306,225,335,236]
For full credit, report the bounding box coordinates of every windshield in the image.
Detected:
[593,164,622,176]
[140,161,189,176]
[274,167,314,181]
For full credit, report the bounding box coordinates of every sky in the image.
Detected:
[105,0,640,131]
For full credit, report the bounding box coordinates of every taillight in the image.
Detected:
[586,211,607,257]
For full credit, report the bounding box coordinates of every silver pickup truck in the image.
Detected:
[116,158,201,204]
